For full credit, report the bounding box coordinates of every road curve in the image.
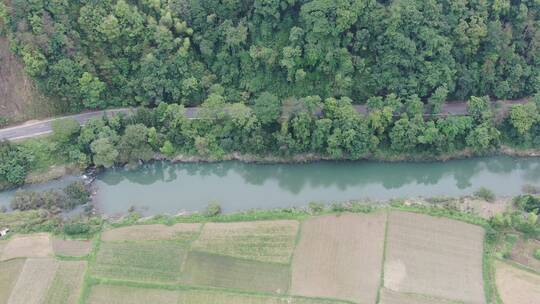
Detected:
[0,99,529,141]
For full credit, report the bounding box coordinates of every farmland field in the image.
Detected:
[383,211,485,304]
[52,239,92,257]
[1,233,53,261]
[0,211,498,304]
[0,259,25,304]
[44,261,87,304]
[495,261,540,304]
[87,284,347,304]
[510,239,540,272]
[92,241,186,283]
[181,250,290,294]
[379,288,456,304]
[7,258,59,304]
[290,213,386,303]
[192,220,299,264]
[101,223,201,242]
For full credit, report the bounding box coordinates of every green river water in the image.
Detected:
[1,156,539,216]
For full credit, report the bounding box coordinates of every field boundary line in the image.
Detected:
[179,223,205,274]
[287,219,304,292]
[375,209,390,304]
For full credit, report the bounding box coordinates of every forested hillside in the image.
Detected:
[0,0,539,111]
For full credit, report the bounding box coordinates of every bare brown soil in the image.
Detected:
[192,220,299,264]
[290,212,387,304]
[379,288,457,304]
[510,239,540,272]
[101,223,201,242]
[52,239,92,257]
[383,211,485,304]
[1,233,53,261]
[7,258,59,304]
[0,37,59,121]
[495,261,540,304]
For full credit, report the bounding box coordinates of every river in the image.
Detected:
[1,156,539,216]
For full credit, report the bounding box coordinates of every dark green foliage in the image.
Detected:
[64,181,90,208]
[0,141,33,186]
[514,195,540,214]
[63,222,90,235]
[3,0,539,112]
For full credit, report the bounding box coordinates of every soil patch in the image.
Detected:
[290,212,387,303]
[52,239,92,257]
[101,223,201,242]
[510,239,540,272]
[379,288,457,304]
[383,211,485,304]
[7,258,59,304]
[0,259,25,303]
[495,261,540,304]
[1,233,53,261]
[192,220,299,264]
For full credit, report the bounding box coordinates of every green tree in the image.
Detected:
[117,124,154,164]
[79,72,106,109]
[509,103,538,135]
[52,119,81,145]
[91,137,119,168]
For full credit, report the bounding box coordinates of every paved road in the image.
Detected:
[0,99,529,141]
[0,108,133,141]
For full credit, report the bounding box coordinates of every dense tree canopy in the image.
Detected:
[2,0,539,111]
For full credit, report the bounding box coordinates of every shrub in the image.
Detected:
[308,202,325,214]
[204,202,221,217]
[514,195,540,214]
[64,181,90,208]
[474,187,495,202]
[63,222,91,235]
[534,249,540,261]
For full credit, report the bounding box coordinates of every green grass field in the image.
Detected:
[44,261,87,304]
[91,241,186,283]
[181,250,291,294]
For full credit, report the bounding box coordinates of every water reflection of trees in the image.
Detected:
[96,156,540,194]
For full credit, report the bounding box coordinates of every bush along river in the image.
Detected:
[1,156,540,216]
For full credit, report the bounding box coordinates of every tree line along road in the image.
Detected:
[0,99,528,141]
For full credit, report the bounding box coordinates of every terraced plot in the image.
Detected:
[92,241,186,283]
[52,239,92,257]
[181,251,290,294]
[0,259,25,304]
[7,258,59,304]
[101,223,201,242]
[290,213,387,303]
[383,211,485,304]
[44,261,87,304]
[87,284,178,304]
[192,220,299,264]
[1,233,53,261]
[87,284,347,304]
[495,261,540,304]
[379,288,457,304]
